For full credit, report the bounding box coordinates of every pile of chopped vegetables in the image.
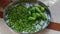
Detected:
[6,4,47,32]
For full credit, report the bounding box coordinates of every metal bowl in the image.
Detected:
[3,0,51,34]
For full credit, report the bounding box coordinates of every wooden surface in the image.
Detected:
[47,22,60,31]
[0,11,3,18]
[0,0,12,8]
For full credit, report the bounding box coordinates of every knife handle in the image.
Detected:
[47,22,60,31]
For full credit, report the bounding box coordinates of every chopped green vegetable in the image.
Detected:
[40,13,47,20]
[41,7,45,12]
[32,13,37,18]
[28,16,36,20]
[35,13,41,17]
[6,4,47,32]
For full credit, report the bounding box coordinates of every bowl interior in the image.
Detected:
[4,1,51,33]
